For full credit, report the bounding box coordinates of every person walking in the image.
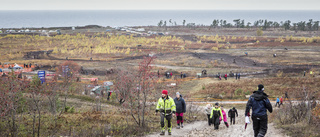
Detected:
[228,107,238,125]
[205,104,213,126]
[279,97,283,107]
[236,73,238,80]
[156,90,176,136]
[238,73,241,80]
[245,84,273,137]
[174,92,186,129]
[304,71,306,77]
[219,105,229,128]
[224,74,227,80]
[210,102,223,130]
[275,97,280,108]
[284,92,289,99]
[181,72,183,79]
[170,72,173,78]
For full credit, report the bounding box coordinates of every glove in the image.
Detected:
[245,116,250,124]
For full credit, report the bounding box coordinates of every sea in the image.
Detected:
[0,10,320,28]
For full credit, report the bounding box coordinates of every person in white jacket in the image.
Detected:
[205,104,213,126]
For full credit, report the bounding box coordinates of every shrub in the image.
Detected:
[257,28,263,36]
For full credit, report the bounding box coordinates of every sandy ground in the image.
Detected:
[146,109,288,137]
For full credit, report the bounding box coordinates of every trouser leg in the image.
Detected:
[207,114,211,125]
[258,115,268,137]
[252,116,260,137]
[166,114,172,132]
[160,113,165,131]
[214,116,220,129]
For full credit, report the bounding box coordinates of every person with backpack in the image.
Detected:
[205,104,213,126]
[279,97,283,107]
[219,105,229,128]
[156,90,176,136]
[228,107,238,125]
[275,97,280,108]
[174,92,186,129]
[210,102,223,130]
[245,84,273,137]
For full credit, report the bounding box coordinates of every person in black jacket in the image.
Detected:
[228,107,238,125]
[245,84,273,137]
[174,92,186,129]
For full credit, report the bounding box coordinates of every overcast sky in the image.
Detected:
[1,0,320,10]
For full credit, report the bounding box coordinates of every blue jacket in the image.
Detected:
[276,98,280,103]
[245,90,273,117]
[174,96,186,113]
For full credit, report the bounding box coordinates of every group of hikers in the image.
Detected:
[217,73,241,80]
[23,63,32,68]
[155,84,273,137]
[205,103,238,130]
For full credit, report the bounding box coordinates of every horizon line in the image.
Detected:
[1,9,320,11]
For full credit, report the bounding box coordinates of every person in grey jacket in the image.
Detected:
[174,92,186,129]
[205,104,213,126]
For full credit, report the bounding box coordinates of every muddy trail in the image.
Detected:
[188,52,268,68]
[146,109,287,137]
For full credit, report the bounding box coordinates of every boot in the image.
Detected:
[181,123,184,128]
[176,125,180,129]
[160,131,165,136]
[168,131,172,135]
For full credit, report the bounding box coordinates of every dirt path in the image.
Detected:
[146,109,288,137]
[146,121,208,137]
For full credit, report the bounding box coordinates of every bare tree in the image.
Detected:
[114,56,158,127]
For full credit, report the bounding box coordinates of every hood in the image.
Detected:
[175,95,183,100]
[252,90,268,101]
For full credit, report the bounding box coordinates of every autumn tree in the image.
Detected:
[56,61,80,115]
[0,72,27,137]
[114,56,157,127]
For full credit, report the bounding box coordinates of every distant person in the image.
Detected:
[238,73,241,80]
[205,104,213,126]
[245,52,248,56]
[219,105,229,128]
[228,107,238,125]
[284,92,289,99]
[310,71,314,77]
[174,92,186,129]
[275,97,280,108]
[304,71,306,77]
[210,102,223,130]
[158,70,160,78]
[181,72,183,79]
[279,97,283,107]
[236,73,238,80]
[224,74,227,80]
[170,72,173,78]
[245,84,273,137]
[29,63,32,68]
[219,74,222,80]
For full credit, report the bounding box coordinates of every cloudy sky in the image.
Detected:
[1,0,319,10]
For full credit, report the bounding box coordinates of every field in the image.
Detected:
[0,26,319,136]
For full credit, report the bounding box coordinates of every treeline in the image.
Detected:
[157,19,320,31]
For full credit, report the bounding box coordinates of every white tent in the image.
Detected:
[13,64,23,69]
